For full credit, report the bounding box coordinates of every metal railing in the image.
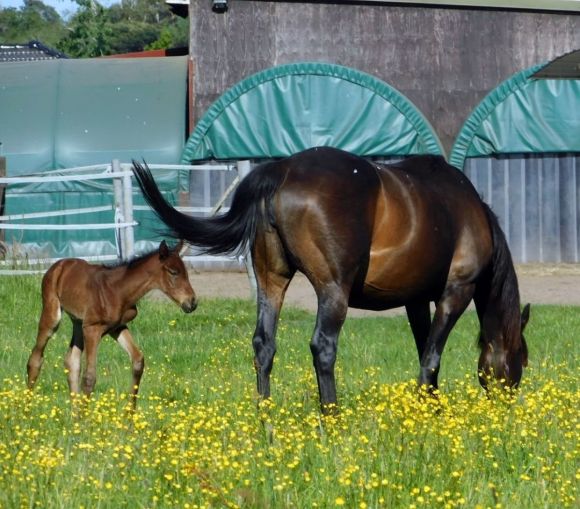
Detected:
[0,160,248,274]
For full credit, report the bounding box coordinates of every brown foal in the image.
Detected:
[26,240,197,406]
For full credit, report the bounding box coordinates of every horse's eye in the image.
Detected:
[167,268,179,276]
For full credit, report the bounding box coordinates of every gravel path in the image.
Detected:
[187,265,580,317]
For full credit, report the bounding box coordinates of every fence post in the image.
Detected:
[112,159,126,260]
[236,160,256,297]
[0,154,5,245]
[122,164,135,260]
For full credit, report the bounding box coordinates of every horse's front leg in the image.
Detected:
[419,284,474,390]
[110,326,144,408]
[310,288,349,414]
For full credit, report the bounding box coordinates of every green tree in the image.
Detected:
[107,0,186,53]
[1,0,186,57]
[107,21,160,54]
[57,0,112,58]
[107,0,174,24]
[0,0,65,47]
[146,16,189,51]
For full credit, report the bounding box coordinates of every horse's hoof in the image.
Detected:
[320,402,340,416]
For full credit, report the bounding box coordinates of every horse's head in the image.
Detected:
[157,240,197,313]
[478,303,529,390]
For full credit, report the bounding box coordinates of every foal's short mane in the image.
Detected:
[481,203,522,351]
[104,248,159,270]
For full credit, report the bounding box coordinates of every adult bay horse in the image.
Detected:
[27,240,197,406]
[133,147,529,412]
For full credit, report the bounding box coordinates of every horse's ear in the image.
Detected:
[521,303,530,331]
[521,336,529,367]
[159,240,170,260]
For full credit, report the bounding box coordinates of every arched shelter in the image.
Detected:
[181,62,444,162]
[450,50,580,263]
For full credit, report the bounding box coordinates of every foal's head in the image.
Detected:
[478,303,530,390]
[155,240,197,313]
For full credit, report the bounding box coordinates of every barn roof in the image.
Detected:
[0,41,67,62]
[182,62,444,162]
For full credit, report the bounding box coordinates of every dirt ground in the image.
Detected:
[188,264,580,317]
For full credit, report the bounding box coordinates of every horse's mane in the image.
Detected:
[480,203,523,351]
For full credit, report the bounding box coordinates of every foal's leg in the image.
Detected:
[110,326,144,407]
[419,284,475,389]
[310,284,349,413]
[63,320,84,395]
[27,295,61,389]
[80,324,105,396]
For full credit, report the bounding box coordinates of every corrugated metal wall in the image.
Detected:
[464,154,580,262]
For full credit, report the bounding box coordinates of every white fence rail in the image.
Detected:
[0,160,247,274]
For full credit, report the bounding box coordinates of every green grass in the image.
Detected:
[0,274,578,508]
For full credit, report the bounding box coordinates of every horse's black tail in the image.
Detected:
[132,161,285,255]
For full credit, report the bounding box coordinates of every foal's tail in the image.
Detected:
[132,161,285,255]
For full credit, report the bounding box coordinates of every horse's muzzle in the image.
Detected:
[181,299,198,313]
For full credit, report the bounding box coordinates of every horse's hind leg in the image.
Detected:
[110,326,144,408]
[80,324,105,397]
[27,295,61,389]
[310,284,349,413]
[406,301,431,363]
[251,231,294,402]
[253,276,291,400]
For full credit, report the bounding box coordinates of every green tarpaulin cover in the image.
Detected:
[1,56,188,173]
[182,62,444,162]
[450,62,580,169]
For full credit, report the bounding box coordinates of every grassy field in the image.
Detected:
[0,274,577,509]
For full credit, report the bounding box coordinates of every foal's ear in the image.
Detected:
[521,303,531,331]
[159,240,170,260]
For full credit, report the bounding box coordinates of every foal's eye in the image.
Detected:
[167,268,179,276]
